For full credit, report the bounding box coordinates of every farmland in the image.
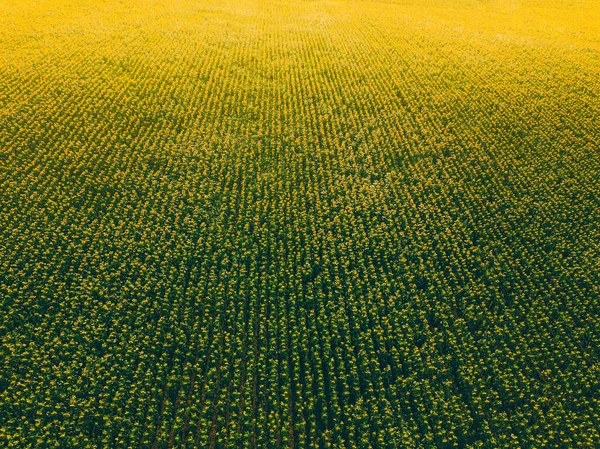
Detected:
[1,0,599,447]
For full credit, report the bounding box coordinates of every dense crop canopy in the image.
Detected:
[1,0,599,447]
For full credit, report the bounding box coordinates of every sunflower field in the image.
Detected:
[1,0,599,447]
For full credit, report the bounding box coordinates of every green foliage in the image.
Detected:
[1,0,599,447]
